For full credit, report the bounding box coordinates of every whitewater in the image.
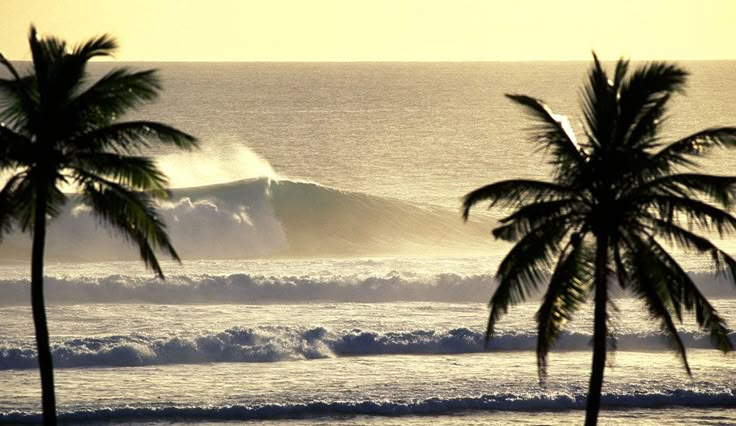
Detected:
[2,61,736,424]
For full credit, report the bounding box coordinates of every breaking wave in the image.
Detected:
[2,390,735,423]
[3,326,734,370]
[2,270,735,306]
[0,178,494,260]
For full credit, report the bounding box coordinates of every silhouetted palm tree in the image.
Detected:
[0,27,197,425]
[463,54,736,425]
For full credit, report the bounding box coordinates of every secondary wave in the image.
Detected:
[2,270,734,306]
[0,273,495,305]
[2,390,735,423]
[3,326,733,370]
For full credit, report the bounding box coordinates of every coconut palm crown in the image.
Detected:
[463,54,736,425]
[0,27,197,425]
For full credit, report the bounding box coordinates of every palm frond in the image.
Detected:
[0,73,37,130]
[486,216,573,344]
[11,173,66,232]
[615,240,691,375]
[643,173,736,209]
[69,152,170,196]
[654,127,736,168]
[633,234,733,353]
[643,194,736,236]
[612,58,630,90]
[0,53,23,81]
[462,179,572,220]
[536,238,593,381]
[505,94,586,181]
[71,33,117,60]
[45,179,68,220]
[68,68,161,130]
[623,94,670,150]
[69,121,198,153]
[29,26,95,106]
[644,214,736,282]
[7,173,33,231]
[74,170,180,278]
[493,200,582,242]
[618,62,687,147]
[0,125,32,169]
[580,52,616,148]
[633,173,736,205]
[28,26,65,89]
[0,173,24,239]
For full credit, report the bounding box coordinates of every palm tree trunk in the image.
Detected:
[585,233,609,426]
[31,184,56,425]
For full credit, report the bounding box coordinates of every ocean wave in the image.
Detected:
[0,177,494,260]
[2,270,734,306]
[3,326,733,370]
[2,390,735,423]
[0,273,495,305]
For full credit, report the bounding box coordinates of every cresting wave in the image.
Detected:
[3,326,734,370]
[2,390,735,423]
[0,178,495,260]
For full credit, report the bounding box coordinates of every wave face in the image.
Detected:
[3,326,734,370]
[0,178,494,261]
[2,390,735,423]
[267,180,492,256]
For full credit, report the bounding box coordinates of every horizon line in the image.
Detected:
[5,58,736,64]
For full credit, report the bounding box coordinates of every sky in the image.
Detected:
[2,0,735,62]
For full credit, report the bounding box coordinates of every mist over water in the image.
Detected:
[157,139,278,188]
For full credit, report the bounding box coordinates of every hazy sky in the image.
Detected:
[2,0,735,61]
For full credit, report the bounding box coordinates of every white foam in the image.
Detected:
[2,326,733,370]
[2,389,735,423]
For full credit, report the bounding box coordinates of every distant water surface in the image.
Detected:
[127,61,736,208]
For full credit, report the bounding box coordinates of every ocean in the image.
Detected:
[1,61,736,424]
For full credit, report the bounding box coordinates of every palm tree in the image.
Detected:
[0,27,197,425]
[462,54,736,425]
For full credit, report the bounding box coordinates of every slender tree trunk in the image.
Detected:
[585,233,609,426]
[31,184,56,425]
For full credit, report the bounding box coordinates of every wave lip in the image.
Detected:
[2,390,735,423]
[3,327,734,370]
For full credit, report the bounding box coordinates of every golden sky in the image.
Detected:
[2,0,735,61]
